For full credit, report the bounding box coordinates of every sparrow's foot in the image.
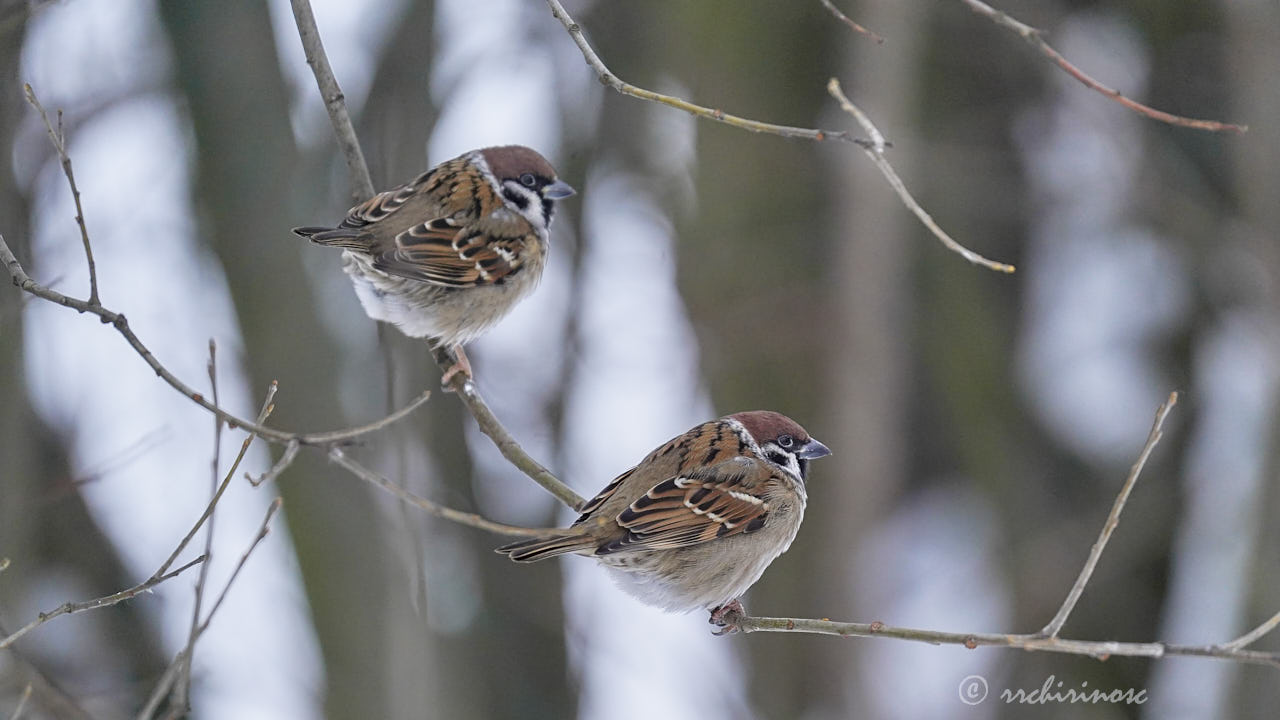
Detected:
[440,346,473,390]
[709,599,746,636]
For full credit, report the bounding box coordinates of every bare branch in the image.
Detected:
[23,84,99,305]
[827,79,1016,273]
[196,498,281,636]
[6,685,32,720]
[736,615,1280,668]
[287,0,375,201]
[155,382,278,580]
[329,447,547,537]
[1040,391,1177,637]
[545,0,850,144]
[247,439,300,487]
[1221,610,1280,652]
[0,232,431,447]
[0,556,205,651]
[142,499,282,720]
[820,0,884,44]
[957,0,1246,134]
[434,348,585,510]
[174,341,227,710]
[137,655,183,720]
[730,393,1280,670]
[296,390,432,445]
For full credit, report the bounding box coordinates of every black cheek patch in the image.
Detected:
[502,187,530,211]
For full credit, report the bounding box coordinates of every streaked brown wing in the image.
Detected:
[338,169,436,230]
[599,458,772,554]
[372,221,527,288]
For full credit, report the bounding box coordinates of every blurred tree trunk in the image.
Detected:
[157,3,390,717]
[818,1,922,716]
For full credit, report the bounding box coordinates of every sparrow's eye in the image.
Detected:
[519,173,537,188]
[777,435,794,449]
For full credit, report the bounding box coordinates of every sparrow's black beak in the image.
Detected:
[796,438,832,460]
[543,180,576,199]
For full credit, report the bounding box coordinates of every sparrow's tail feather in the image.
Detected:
[496,533,598,562]
[292,226,373,250]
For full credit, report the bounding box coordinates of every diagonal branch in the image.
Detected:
[434,348,586,510]
[329,447,548,537]
[0,387,287,651]
[1039,391,1177,637]
[141,499,282,720]
[0,231,431,448]
[6,684,32,720]
[827,79,1016,273]
[1220,610,1280,653]
[0,555,205,651]
[23,84,99,305]
[288,0,375,201]
[545,0,850,144]
[820,0,884,45]
[957,0,1246,134]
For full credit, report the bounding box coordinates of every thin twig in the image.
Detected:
[6,685,32,720]
[820,0,884,44]
[434,348,586,510]
[154,382,278,580]
[145,499,283,720]
[329,448,546,537]
[1220,610,1280,652]
[957,0,1245,134]
[735,616,1280,668]
[137,656,183,720]
[827,79,1016,273]
[545,0,850,144]
[247,439,300,487]
[296,390,432,445]
[196,498,281,635]
[0,232,430,448]
[23,84,99,305]
[288,0,375,201]
[1040,391,1178,637]
[0,556,205,650]
[174,341,225,710]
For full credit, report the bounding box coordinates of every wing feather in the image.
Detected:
[599,458,774,554]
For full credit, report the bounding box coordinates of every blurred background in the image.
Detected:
[2,0,1278,718]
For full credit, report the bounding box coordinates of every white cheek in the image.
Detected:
[500,180,548,231]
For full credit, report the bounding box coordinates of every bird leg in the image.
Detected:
[709,599,746,635]
[439,345,473,389]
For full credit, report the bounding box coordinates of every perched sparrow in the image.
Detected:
[498,410,831,632]
[293,145,574,383]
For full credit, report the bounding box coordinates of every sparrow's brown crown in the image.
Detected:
[480,145,559,184]
[730,410,813,447]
